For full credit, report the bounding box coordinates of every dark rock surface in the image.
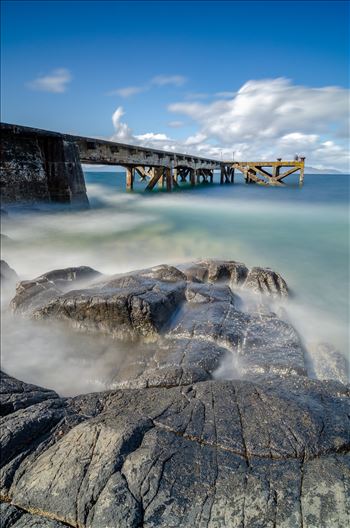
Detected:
[3,260,349,526]
[0,371,349,527]
[10,261,305,386]
[0,502,67,527]
[243,266,289,297]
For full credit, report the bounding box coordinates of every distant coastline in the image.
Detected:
[82,163,349,175]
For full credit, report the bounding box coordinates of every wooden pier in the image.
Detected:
[221,158,305,187]
[1,122,305,204]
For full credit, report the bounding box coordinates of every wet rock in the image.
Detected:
[243,266,289,297]
[0,372,349,528]
[181,258,249,286]
[0,260,17,284]
[238,312,307,378]
[11,266,101,314]
[10,262,304,385]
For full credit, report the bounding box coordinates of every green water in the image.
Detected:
[1,171,349,394]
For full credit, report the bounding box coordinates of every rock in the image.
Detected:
[10,262,305,386]
[0,502,67,527]
[181,258,249,286]
[308,342,349,384]
[0,260,17,284]
[0,371,349,527]
[0,371,59,416]
[11,266,101,315]
[238,312,306,377]
[243,266,289,297]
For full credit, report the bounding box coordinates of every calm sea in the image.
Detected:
[1,170,349,394]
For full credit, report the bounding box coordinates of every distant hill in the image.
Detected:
[305,166,345,174]
[82,164,348,175]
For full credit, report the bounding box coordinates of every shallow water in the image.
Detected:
[1,171,349,394]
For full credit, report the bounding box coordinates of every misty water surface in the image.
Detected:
[1,171,349,395]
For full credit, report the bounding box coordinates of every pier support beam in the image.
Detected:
[126,167,134,191]
[172,169,180,188]
[146,167,163,191]
[165,168,172,192]
[190,169,196,186]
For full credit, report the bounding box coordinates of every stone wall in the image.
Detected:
[0,125,89,205]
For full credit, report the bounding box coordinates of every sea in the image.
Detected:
[1,170,349,395]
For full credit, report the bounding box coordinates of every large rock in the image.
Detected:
[243,266,289,297]
[10,262,306,386]
[0,371,349,527]
[2,260,349,526]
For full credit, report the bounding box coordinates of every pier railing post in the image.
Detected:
[299,157,305,186]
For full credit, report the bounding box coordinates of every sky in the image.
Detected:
[1,0,349,170]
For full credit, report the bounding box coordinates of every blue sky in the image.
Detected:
[1,0,349,169]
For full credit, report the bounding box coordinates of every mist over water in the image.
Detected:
[1,171,349,395]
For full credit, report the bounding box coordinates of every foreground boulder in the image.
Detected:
[10,261,307,387]
[0,371,349,528]
[2,260,349,526]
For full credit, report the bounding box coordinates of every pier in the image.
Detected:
[1,123,305,204]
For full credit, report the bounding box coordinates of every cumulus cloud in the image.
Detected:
[27,68,71,93]
[109,78,349,171]
[168,78,350,170]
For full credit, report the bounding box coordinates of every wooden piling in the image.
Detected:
[126,167,134,191]
[190,169,196,186]
[165,168,172,191]
[220,166,224,184]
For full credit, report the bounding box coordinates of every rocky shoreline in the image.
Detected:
[1,260,349,527]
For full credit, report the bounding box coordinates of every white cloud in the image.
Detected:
[107,74,187,99]
[136,132,170,141]
[111,107,134,143]
[107,86,146,98]
[108,78,349,172]
[168,78,350,171]
[151,75,187,87]
[27,68,71,93]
